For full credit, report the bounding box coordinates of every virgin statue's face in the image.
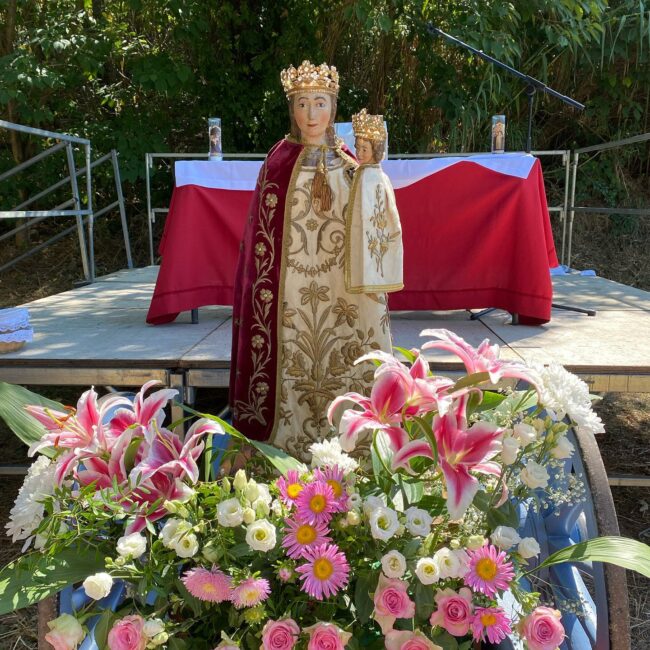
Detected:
[355,137,373,164]
[293,92,333,145]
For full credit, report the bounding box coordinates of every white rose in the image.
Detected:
[246,519,277,552]
[143,618,165,638]
[518,537,541,559]
[243,507,256,525]
[363,495,385,516]
[381,550,407,579]
[347,493,362,509]
[514,422,538,445]
[490,526,522,550]
[369,506,400,542]
[116,532,147,559]
[501,436,521,465]
[404,507,433,537]
[233,469,248,492]
[217,498,245,527]
[415,557,440,585]
[346,510,361,526]
[173,533,199,558]
[245,480,260,503]
[521,460,550,489]
[83,572,113,600]
[433,547,462,579]
[551,435,575,460]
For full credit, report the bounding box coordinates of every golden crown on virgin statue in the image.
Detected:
[280,60,339,98]
[352,108,386,143]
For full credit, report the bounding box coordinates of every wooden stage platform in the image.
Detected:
[2,266,650,399]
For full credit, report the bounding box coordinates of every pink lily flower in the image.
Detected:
[392,396,503,519]
[420,328,540,387]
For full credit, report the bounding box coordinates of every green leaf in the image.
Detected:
[414,581,435,621]
[168,638,188,650]
[419,494,446,516]
[354,571,377,624]
[93,609,116,650]
[0,383,65,457]
[532,536,650,578]
[472,489,491,512]
[431,630,459,650]
[0,546,106,615]
[487,500,520,530]
[452,372,490,392]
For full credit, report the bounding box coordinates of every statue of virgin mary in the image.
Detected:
[229,61,393,461]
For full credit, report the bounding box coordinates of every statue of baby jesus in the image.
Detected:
[346,109,404,294]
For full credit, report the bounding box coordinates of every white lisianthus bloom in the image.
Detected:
[246,519,277,552]
[363,495,385,517]
[415,557,440,585]
[346,510,361,526]
[433,547,463,579]
[451,548,470,578]
[514,422,538,445]
[116,532,147,559]
[518,537,541,559]
[271,498,284,518]
[381,550,407,579]
[521,460,550,489]
[6,455,57,550]
[217,497,245,527]
[151,632,169,647]
[160,519,192,548]
[233,469,248,492]
[173,532,199,558]
[143,618,165,638]
[243,507,256,525]
[309,438,358,473]
[490,526,522,550]
[44,614,85,649]
[501,436,521,465]
[83,572,113,600]
[466,535,486,550]
[369,506,400,542]
[254,484,272,507]
[244,480,260,503]
[347,492,362,510]
[551,434,575,460]
[404,507,433,537]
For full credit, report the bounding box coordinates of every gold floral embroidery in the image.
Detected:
[366,183,400,276]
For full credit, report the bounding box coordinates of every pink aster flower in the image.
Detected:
[296,543,350,600]
[295,481,336,526]
[231,577,271,609]
[471,606,512,645]
[277,566,295,583]
[181,566,232,603]
[464,544,515,598]
[282,518,332,559]
[313,466,347,511]
[276,470,305,506]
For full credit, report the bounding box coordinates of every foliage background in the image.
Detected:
[0,0,649,287]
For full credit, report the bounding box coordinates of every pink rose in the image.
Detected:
[429,587,474,636]
[261,619,300,650]
[303,622,352,650]
[519,607,565,650]
[107,615,147,650]
[373,574,416,634]
[44,613,85,649]
[385,630,442,650]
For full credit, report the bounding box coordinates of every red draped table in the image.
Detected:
[147,153,558,326]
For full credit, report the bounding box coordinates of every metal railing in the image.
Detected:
[0,120,132,280]
[566,132,650,268]
[145,149,571,267]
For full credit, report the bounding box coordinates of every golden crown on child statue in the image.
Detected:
[280,60,340,98]
[352,108,387,142]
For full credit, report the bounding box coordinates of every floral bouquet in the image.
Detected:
[1,329,649,650]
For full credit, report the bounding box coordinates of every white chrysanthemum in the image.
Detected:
[531,362,605,434]
[368,506,400,541]
[404,507,433,537]
[309,438,358,473]
[415,557,440,585]
[6,455,57,551]
[381,550,407,578]
[246,518,277,552]
[217,497,245,527]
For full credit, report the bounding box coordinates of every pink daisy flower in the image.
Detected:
[295,481,336,526]
[231,577,271,609]
[181,566,232,603]
[464,544,515,598]
[276,470,305,506]
[277,566,295,583]
[296,543,350,600]
[282,517,332,559]
[313,466,347,511]
[471,606,512,644]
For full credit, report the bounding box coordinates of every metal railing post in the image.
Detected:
[111,150,133,269]
[85,143,95,281]
[567,151,580,269]
[561,150,571,266]
[65,143,90,280]
[145,153,155,265]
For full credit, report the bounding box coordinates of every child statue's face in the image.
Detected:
[293,93,332,145]
[355,137,373,164]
